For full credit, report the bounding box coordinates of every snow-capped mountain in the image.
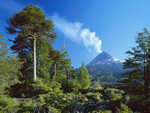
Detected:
[87,51,124,74]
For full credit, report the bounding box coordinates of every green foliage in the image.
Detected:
[100,72,118,83]
[37,42,53,80]
[91,72,124,84]
[6,4,57,97]
[31,78,61,96]
[18,101,36,113]
[0,95,20,113]
[93,78,101,88]
[77,61,91,90]
[0,34,8,58]
[106,88,124,101]
[121,28,150,97]
[62,93,83,112]
[0,34,22,95]
[37,81,65,112]
[128,94,150,113]
[117,104,133,113]
[0,34,22,112]
[1,4,141,113]
[38,92,87,112]
[90,78,103,92]
[92,110,112,113]
[6,4,56,41]
[65,99,81,113]
[120,28,150,112]
[86,92,103,102]
[51,45,75,92]
[67,78,81,92]
[60,44,72,69]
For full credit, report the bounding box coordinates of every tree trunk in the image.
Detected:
[54,63,56,76]
[146,65,150,98]
[33,36,36,82]
[66,68,69,91]
[144,63,149,98]
[143,52,148,98]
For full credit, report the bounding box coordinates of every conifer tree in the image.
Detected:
[6,4,56,82]
[122,28,150,97]
[6,4,57,97]
[52,45,72,91]
[0,34,21,94]
[77,61,91,90]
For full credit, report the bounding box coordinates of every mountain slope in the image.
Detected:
[87,51,124,74]
[86,51,125,83]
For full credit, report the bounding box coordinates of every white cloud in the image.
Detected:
[52,14,102,53]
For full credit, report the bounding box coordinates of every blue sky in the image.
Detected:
[1,0,150,68]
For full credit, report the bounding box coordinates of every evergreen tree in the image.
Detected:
[52,45,72,91]
[60,45,72,90]
[0,34,9,93]
[77,61,91,90]
[122,28,150,97]
[6,4,56,97]
[0,34,21,94]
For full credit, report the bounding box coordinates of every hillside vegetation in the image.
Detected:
[0,4,150,113]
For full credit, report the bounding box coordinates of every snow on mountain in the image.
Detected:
[86,51,124,74]
[87,51,122,67]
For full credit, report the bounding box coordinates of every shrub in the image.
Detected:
[86,92,103,102]
[106,88,124,101]
[0,95,20,113]
[18,101,36,112]
[116,104,133,113]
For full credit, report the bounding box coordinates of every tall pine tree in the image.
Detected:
[6,4,56,81]
[6,4,56,97]
[52,44,72,91]
[77,61,91,90]
[122,28,150,97]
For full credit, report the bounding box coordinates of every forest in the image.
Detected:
[0,4,150,113]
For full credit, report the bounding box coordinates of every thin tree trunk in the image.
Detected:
[143,54,147,98]
[54,63,56,76]
[66,68,68,90]
[147,50,150,97]
[144,61,149,98]
[33,36,36,81]
[146,65,150,97]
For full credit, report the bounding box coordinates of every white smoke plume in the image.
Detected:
[52,14,102,53]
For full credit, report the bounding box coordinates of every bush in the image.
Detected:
[106,88,124,101]
[18,101,36,112]
[38,89,65,112]
[92,110,112,113]
[117,104,133,113]
[0,95,20,113]
[86,92,103,102]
